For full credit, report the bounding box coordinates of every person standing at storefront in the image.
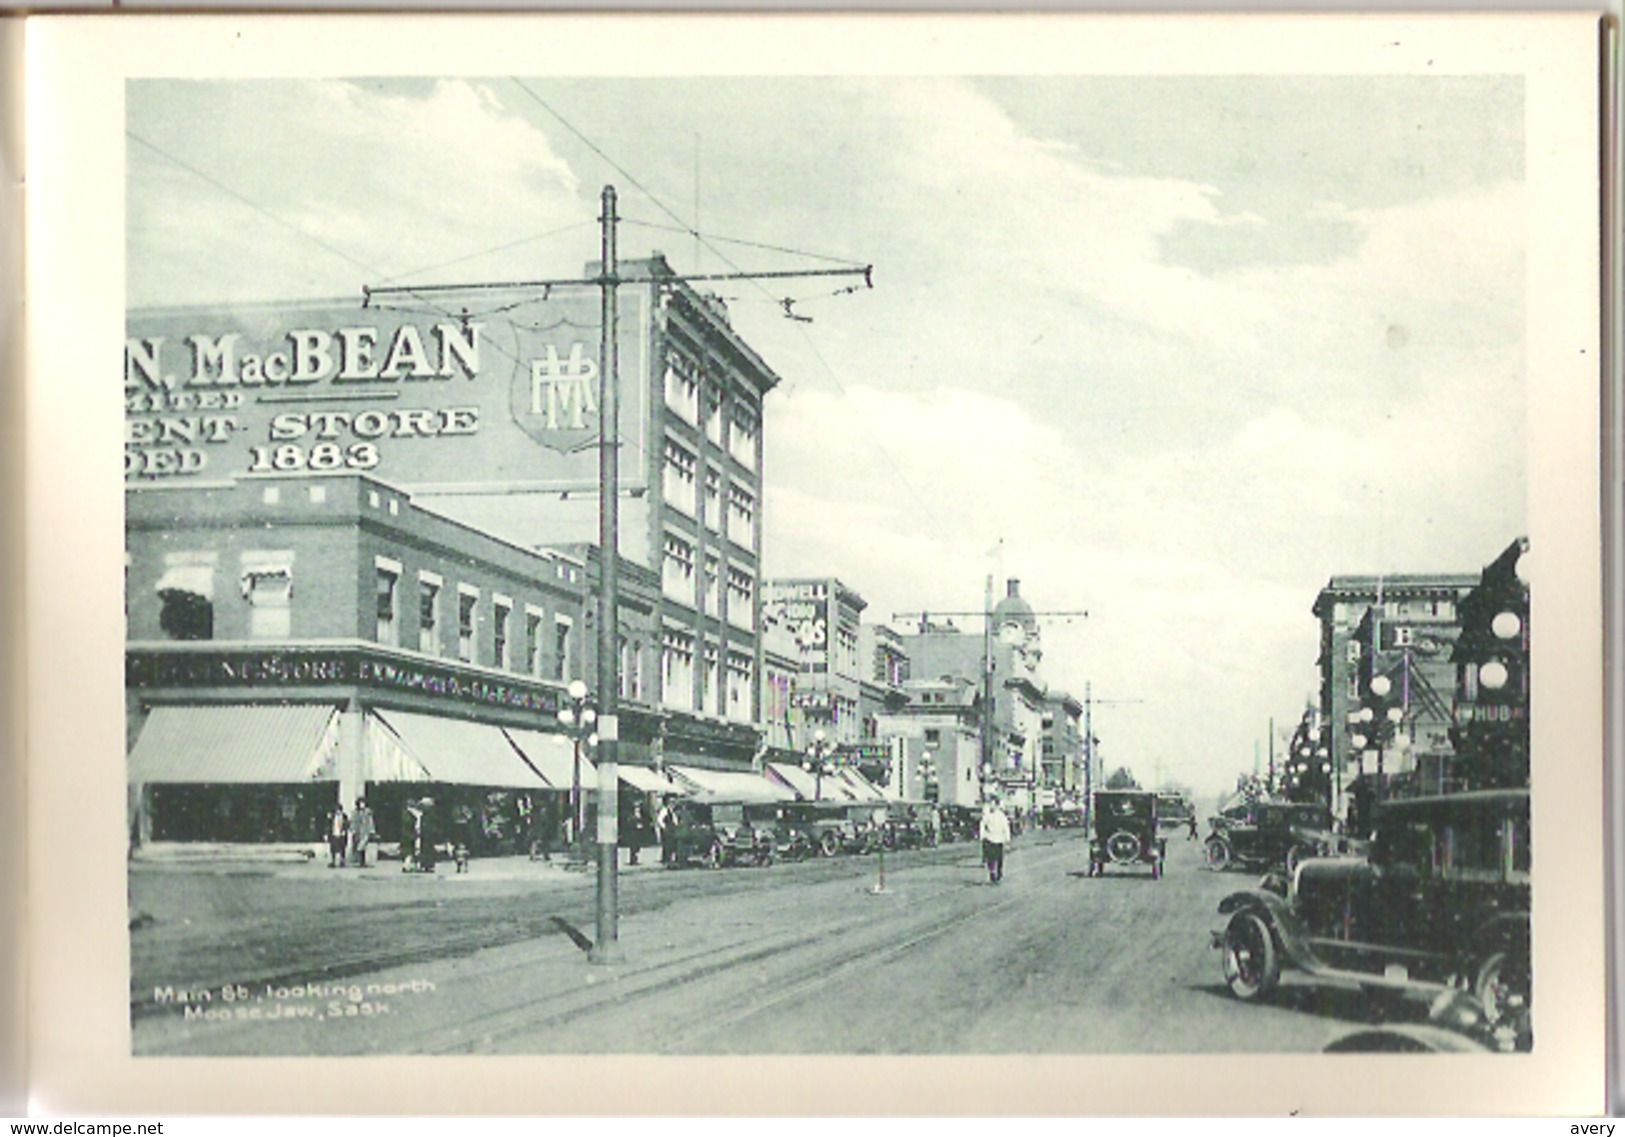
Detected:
[401,801,419,872]
[626,797,652,866]
[979,797,1011,885]
[416,797,438,873]
[657,796,680,867]
[348,798,375,867]
[326,803,349,868]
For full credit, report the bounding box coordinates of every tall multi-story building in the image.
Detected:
[1311,571,1478,821]
[125,254,783,782]
[900,579,1058,813]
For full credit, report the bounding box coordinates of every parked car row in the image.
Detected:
[660,796,973,869]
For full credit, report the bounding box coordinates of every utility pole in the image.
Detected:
[1079,685,1144,826]
[367,184,871,964]
[592,186,621,963]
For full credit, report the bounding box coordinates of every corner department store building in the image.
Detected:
[125,258,780,846]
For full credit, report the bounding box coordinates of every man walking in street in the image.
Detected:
[980,797,1011,884]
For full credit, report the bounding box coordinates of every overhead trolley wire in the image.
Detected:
[507,80,948,533]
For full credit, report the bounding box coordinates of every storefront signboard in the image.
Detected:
[124,287,650,492]
[126,646,564,715]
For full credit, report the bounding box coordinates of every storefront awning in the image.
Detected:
[764,762,829,800]
[502,727,595,789]
[617,764,680,795]
[154,563,214,599]
[129,704,338,784]
[835,768,889,802]
[371,710,547,789]
[667,765,796,803]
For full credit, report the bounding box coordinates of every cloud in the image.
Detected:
[128,80,584,306]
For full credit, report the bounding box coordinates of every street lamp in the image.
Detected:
[557,678,597,860]
[918,753,939,803]
[803,729,837,801]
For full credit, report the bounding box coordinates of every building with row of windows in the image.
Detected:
[124,257,778,843]
[1304,539,1528,825]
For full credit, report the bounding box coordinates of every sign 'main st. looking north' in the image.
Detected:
[123,287,650,491]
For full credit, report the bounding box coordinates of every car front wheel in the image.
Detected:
[1205,837,1233,871]
[1222,910,1280,1001]
[705,842,723,869]
[820,831,840,858]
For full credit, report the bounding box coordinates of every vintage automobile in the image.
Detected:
[665,796,774,868]
[1087,790,1165,878]
[882,802,940,849]
[769,800,865,858]
[1204,800,1340,874]
[938,804,982,843]
[1213,789,1531,1052]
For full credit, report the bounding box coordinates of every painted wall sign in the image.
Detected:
[762,582,830,657]
[124,288,649,490]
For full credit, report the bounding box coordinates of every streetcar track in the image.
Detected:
[424,841,1081,1054]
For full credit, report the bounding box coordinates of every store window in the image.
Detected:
[156,554,216,641]
[375,559,400,647]
[662,533,695,605]
[663,352,700,424]
[419,575,442,655]
[702,467,721,532]
[701,643,719,714]
[725,653,752,722]
[457,588,479,663]
[240,551,294,641]
[705,386,723,445]
[493,598,511,670]
[728,409,758,468]
[726,566,754,629]
[525,608,544,676]
[661,630,694,711]
[553,616,573,682]
[664,438,698,516]
[726,486,755,551]
[703,553,720,617]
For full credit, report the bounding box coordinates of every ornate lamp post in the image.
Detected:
[803,729,837,801]
[918,753,939,803]
[557,678,596,861]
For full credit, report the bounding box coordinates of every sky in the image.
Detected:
[126,74,1528,804]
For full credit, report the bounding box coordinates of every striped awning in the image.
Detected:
[128,704,338,784]
[667,765,795,803]
[502,727,595,789]
[370,711,547,789]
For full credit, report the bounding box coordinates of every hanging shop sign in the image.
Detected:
[124,288,649,491]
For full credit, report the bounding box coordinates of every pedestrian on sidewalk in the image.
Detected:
[416,797,438,873]
[401,801,419,872]
[349,798,376,867]
[980,797,1011,884]
[657,796,680,868]
[326,803,349,868]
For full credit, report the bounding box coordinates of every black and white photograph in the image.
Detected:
[18,11,1607,1117]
